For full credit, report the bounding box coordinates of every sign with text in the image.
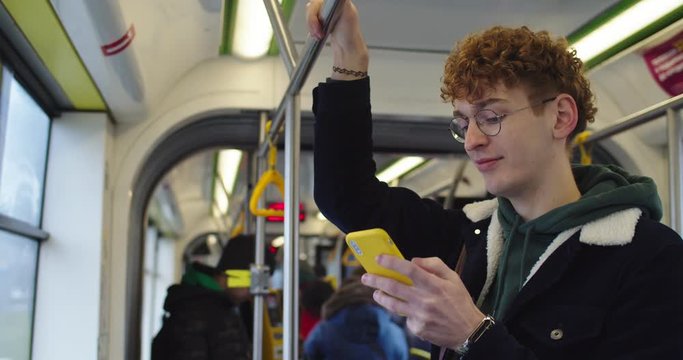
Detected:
[265,202,305,222]
[643,30,683,97]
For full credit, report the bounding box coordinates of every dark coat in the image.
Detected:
[151,284,251,360]
[312,77,683,359]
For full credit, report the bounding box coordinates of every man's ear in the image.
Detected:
[553,94,579,140]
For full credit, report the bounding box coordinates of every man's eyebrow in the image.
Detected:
[453,98,508,117]
[474,97,508,107]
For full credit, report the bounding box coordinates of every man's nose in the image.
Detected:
[464,122,489,151]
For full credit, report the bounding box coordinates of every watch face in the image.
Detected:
[457,315,495,355]
[455,341,470,355]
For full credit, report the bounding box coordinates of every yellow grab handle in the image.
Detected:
[573,130,593,165]
[249,169,286,217]
[250,119,287,217]
[230,211,245,238]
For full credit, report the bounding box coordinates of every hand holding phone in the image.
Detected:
[345,228,413,286]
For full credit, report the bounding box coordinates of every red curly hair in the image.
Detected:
[441,26,597,142]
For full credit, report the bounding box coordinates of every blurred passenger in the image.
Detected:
[303,271,409,360]
[151,234,255,360]
[313,263,327,278]
[300,279,335,341]
[270,245,317,290]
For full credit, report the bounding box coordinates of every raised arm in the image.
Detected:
[306,0,368,81]
[308,1,467,261]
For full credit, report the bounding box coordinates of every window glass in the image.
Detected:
[0,230,39,359]
[0,75,50,226]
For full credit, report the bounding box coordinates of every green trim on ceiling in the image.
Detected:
[566,1,683,70]
[219,0,239,55]
[1,0,106,110]
[267,0,297,56]
[566,0,639,44]
[583,4,683,69]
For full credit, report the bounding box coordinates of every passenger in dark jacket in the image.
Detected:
[151,235,255,360]
[304,272,409,360]
[306,1,683,359]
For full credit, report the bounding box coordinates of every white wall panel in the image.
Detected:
[34,112,111,360]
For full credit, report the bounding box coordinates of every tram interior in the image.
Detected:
[1,0,683,359]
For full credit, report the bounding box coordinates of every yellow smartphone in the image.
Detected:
[345,228,413,286]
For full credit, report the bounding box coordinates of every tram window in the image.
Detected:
[0,70,50,226]
[0,230,39,360]
[0,66,50,360]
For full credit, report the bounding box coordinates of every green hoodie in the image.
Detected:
[481,164,662,320]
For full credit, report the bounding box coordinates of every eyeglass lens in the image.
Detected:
[450,109,501,141]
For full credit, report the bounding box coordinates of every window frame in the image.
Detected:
[0,60,52,360]
[0,65,51,241]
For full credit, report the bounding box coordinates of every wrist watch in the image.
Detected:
[454,315,496,355]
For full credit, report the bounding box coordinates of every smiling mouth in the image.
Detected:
[475,157,501,165]
[474,157,502,171]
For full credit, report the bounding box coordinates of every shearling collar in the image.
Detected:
[462,198,643,306]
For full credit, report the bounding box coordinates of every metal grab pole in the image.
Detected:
[282,95,302,360]
[252,112,269,360]
[245,151,254,235]
[259,1,340,359]
[583,93,683,145]
[668,108,682,233]
[443,159,468,210]
[263,0,298,74]
[259,0,345,157]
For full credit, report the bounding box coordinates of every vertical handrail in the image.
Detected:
[245,151,254,235]
[252,112,268,360]
[443,159,468,210]
[667,108,682,233]
[259,0,345,157]
[260,1,345,360]
[282,95,302,360]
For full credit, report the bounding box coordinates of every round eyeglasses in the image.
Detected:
[449,96,557,143]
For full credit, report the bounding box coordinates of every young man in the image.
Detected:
[307,1,683,359]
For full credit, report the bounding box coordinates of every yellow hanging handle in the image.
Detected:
[250,121,286,217]
[230,210,245,238]
[573,130,593,165]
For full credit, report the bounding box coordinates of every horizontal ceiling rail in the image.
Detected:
[584,92,683,144]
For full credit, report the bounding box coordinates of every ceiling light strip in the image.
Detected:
[567,0,683,69]
[376,156,426,184]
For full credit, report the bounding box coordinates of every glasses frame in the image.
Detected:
[450,96,557,143]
